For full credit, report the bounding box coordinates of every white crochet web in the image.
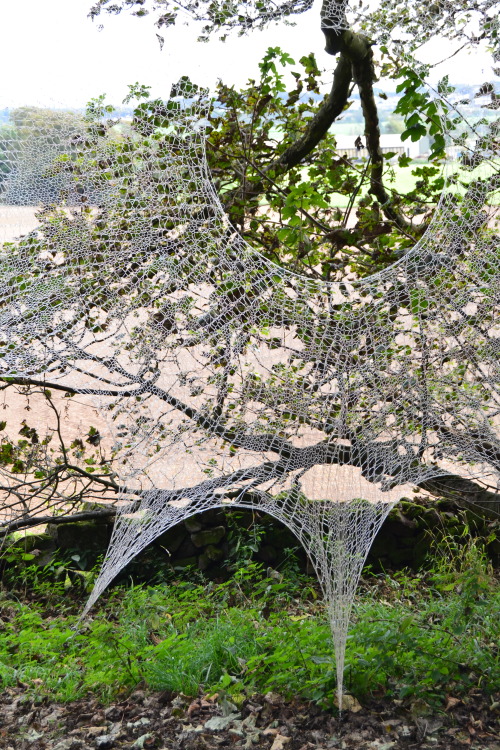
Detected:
[1,0,499,708]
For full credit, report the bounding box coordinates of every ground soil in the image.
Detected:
[1,684,498,750]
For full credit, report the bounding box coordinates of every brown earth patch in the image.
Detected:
[1,685,499,750]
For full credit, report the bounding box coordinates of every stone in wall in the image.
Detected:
[191,526,226,548]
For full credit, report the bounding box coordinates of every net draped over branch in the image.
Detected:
[1,0,499,708]
[89,0,316,39]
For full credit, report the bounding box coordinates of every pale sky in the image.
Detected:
[0,0,494,109]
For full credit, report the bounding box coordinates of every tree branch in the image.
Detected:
[0,508,117,536]
[318,1,428,238]
[347,43,427,236]
[222,50,352,210]
[2,432,499,537]
[267,52,352,173]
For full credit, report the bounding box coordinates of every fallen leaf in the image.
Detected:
[24,729,44,743]
[86,727,106,738]
[334,694,362,713]
[204,693,218,702]
[410,698,432,718]
[264,692,283,705]
[187,700,201,717]
[270,735,291,750]
[204,713,240,731]
[416,717,443,735]
[445,695,462,711]
[262,727,279,737]
[131,734,154,749]
[469,713,482,730]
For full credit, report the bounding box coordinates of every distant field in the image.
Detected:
[329,160,500,208]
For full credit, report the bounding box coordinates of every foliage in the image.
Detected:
[360,0,500,52]
[88,0,316,41]
[1,544,498,707]
[88,0,500,54]
[224,511,268,569]
[0,386,117,534]
[201,45,477,279]
[1,1,499,538]
[2,42,498,531]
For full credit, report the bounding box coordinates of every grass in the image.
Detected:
[325,159,500,208]
[0,538,498,709]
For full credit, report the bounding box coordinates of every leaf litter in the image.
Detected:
[1,685,498,750]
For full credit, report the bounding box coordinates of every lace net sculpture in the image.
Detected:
[1,0,499,709]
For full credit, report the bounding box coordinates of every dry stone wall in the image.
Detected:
[3,502,499,587]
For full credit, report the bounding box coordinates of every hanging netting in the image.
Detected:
[1,0,499,708]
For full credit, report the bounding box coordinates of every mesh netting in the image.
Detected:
[1,0,499,708]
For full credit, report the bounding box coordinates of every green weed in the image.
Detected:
[0,541,498,707]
